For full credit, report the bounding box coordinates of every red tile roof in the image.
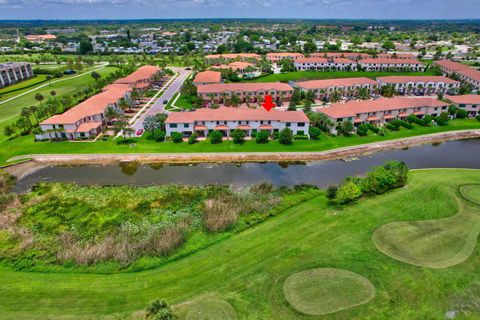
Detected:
[228,61,254,69]
[205,53,260,60]
[445,94,480,105]
[295,57,328,64]
[360,58,423,65]
[114,65,160,84]
[434,60,470,71]
[165,107,309,123]
[41,83,131,124]
[458,68,480,82]
[377,53,416,59]
[194,71,222,84]
[197,82,293,94]
[41,65,159,125]
[296,77,377,90]
[321,97,448,119]
[76,122,102,133]
[332,58,356,64]
[377,76,460,84]
[267,52,304,59]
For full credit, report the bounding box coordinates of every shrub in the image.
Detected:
[279,128,293,145]
[309,127,321,140]
[385,122,399,131]
[171,132,183,143]
[337,121,354,136]
[357,124,369,136]
[335,180,363,204]
[188,132,198,145]
[255,130,270,144]
[391,119,413,129]
[407,115,426,126]
[366,123,380,133]
[326,185,338,200]
[155,130,166,142]
[145,299,175,320]
[272,131,279,140]
[209,130,223,144]
[456,109,468,119]
[477,115,480,121]
[434,112,450,126]
[293,134,309,140]
[423,115,434,124]
[231,129,246,144]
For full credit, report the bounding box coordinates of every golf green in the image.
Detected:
[283,268,375,315]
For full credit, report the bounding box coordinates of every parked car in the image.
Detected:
[136,129,144,136]
[163,100,168,104]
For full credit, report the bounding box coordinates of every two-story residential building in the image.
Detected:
[433,60,480,90]
[193,71,222,86]
[445,94,480,117]
[320,97,449,132]
[0,62,34,88]
[36,65,161,141]
[204,53,261,64]
[376,53,417,59]
[197,83,294,105]
[310,52,371,61]
[266,52,304,63]
[359,58,425,71]
[165,107,310,138]
[209,61,255,75]
[295,77,378,100]
[294,57,357,71]
[377,76,460,95]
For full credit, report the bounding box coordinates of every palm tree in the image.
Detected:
[118,98,130,114]
[330,90,341,103]
[231,93,241,108]
[29,105,40,124]
[35,93,44,108]
[20,107,33,128]
[50,90,57,104]
[104,105,121,125]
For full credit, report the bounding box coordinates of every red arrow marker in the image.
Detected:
[262,95,275,112]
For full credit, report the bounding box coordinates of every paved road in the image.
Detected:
[132,67,192,131]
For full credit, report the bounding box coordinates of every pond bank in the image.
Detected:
[4,129,480,179]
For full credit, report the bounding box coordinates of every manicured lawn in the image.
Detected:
[247,70,437,83]
[373,184,480,268]
[0,66,118,142]
[2,118,480,165]
[0,75,48,97]
[175,94,194,110]
[283,268,375,316]
[1,169,480,319]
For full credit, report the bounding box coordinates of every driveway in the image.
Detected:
[132,67,192,131]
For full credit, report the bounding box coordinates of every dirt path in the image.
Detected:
[5,130,480,174]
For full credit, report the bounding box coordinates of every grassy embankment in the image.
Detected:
[0,66,119,142]
[1,118,480,165]
[0,169,479,319]
[246,70,437,83]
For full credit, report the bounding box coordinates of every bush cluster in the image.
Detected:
[328,161,409,204]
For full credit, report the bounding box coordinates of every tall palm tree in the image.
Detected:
[20,107,33,128]
[35,93,44,108]
[29,105,40,124]
[118,98,129,114]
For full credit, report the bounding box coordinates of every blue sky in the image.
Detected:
[0,0,478,20]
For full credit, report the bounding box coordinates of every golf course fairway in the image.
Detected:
[0,169,480,319]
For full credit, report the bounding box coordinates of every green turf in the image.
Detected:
[283,268,375,315]
[373,184,480,269]
[0,66,118,142]
[2,118,480,166]
[176,297,237,320]
[1,170,480,319]
[246,70,437,83]
[460,184,480,206]
[0,75,48,96]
